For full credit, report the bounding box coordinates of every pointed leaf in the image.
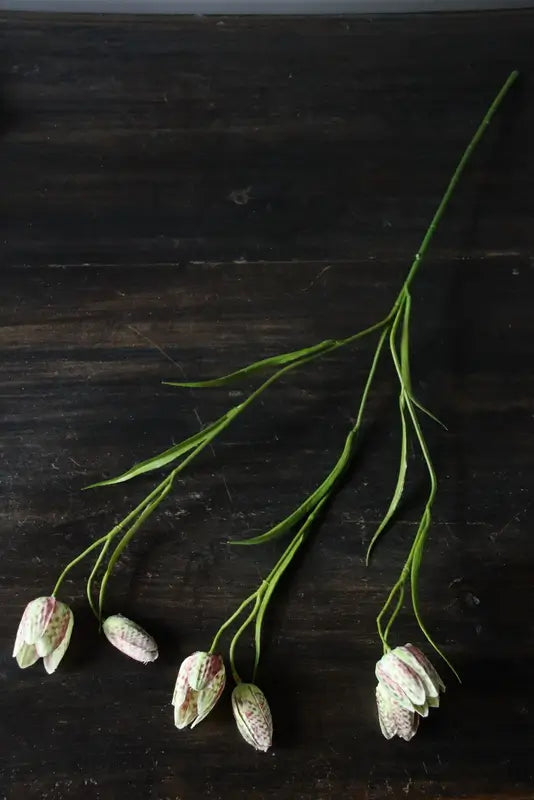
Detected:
[85,414,228,488]
[410,394,448,430]
[163,340,334,389]
[366,395,408,564]
[231,428,356,546]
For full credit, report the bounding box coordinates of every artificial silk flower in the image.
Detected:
[231,683,273,752]
[13,596,74,674]
[375,643,445,740]
[102,614,158,664]
[172,651,225,729]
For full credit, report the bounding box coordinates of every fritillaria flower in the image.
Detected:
[231,683,273,752]
[102,614,158,664]
[173,651,225,729]
[375,643,445,740]
[13,596,74,674]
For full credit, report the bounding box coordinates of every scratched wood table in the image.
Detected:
[1,10,533,800]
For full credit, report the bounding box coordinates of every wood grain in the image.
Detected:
[1,11,533,800]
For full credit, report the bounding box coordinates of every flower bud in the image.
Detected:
[172,652,225,729]
[13,596,74,674]
[375,643,445,740]
[231,683,273,752]
[102,614,158,664]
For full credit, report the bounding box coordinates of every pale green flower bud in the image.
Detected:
[231,683,273,752]
[102,614,158,664]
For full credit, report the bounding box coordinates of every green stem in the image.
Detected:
[97,473,175,622]
[383,583,405,645]
[210,327,389,677]
[378,301,460,676]
[229,592,262,684]
[93,414,246,622]
[51,478,169,597]
[52,533,118,598]
[208,591,260,654]
[394,70,519,300]
[86,537,112,620]
[253,494,329,681]
[214,329,391,678]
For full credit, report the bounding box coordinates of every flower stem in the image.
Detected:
[51,477,170,597]
[396,70,519,300]
[86,536,112,619]
[371,71,518,670]
[97,472,175,622]
[228,592,262,684]
[208,591,260,654]
[209,328,390,679]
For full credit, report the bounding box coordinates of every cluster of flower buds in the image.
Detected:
[172,651,273,751]
[15,600,445,746]
[375,643,445,741]
[13,601,272,750]
[13,597,158,672]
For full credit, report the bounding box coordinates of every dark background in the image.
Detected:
[1,11,533,800]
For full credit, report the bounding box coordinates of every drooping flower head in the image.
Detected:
[375,643,445,741]
[13,596,74,674]
[102,614,158,664]
[172,651,225,729]
[231,682,273,752]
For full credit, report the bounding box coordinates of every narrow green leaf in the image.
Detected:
[253,495,328,679]
[162,340,335,388]
[98,475,174,620]
[366,394,409,565]
[85,414,228,488]
[230,428,356,546]
[409,394,448,430]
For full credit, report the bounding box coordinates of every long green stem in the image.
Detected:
[229,593,262,684]
[383,584,405,644]
[52,533,118,598]
[375,299,420,646]
[377,292,460,676]
[97,474,175,622]
[214,499,326,682]
[395,70,519,299]
[86,537,112,619]
[252,494,329,681]
[209,591,260,654]
[209,329,390,679]
[92,412,245,620]
[51,478,170,597]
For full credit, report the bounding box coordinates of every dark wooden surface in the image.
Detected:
[1,11,534,800]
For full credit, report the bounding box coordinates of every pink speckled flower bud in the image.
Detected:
[13,596,74,674]
[172,652,225,729]
[375,643,445,740]
[231,683,273,752]
[102,614,158,664]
